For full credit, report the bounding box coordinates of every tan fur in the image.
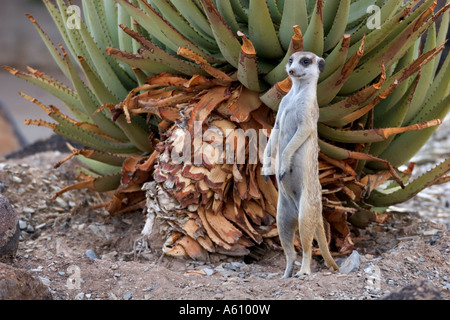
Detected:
[263,52,338,278]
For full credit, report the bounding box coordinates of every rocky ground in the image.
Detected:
[0,118,449,301]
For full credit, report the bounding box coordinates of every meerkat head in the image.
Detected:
[286,52,325,82]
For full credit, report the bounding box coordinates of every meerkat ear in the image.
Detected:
[318,58,326,73]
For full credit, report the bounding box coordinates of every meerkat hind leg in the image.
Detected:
[296,215,315,276]
[277,193,298,279]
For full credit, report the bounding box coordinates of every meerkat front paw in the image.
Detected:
[261,164,275,182]
[278,163,289,181]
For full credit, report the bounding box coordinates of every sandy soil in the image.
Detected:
[0,148,448,301]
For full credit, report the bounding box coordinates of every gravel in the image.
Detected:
[0,114,448,300]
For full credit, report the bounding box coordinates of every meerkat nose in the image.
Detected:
[289,70,295,75]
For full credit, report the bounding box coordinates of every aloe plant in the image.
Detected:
[5,0,449,258]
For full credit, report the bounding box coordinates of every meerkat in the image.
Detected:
[262,51,339,278]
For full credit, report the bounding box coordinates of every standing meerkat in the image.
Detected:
[262,51,339,278]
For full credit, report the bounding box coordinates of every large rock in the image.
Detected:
[382,280,442,300]
[0,195,19,262]
[0,263,52,300]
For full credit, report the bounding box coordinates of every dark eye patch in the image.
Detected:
[300,58,311,66]
[288,57,293,65]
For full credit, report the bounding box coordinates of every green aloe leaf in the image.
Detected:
[199,0,241,67]
[25,14,70,79]
[266,0,282,24]
[405,43,450,126]
[278,0,308,49]
[106,47,178,74]
[370,72,421,157]
[118,1,135,54]
[341,1,442,94]
[120,25,207,76]
[103,0,120,49]
[3,66,90,123]
[64,145,128,167]
[377,95,450,168]
[319,34,350,81]
[75,155,123,176]
[78,56,121,105]
[317,37,364,106]
[318,117,440,144]
[348,0,403,46]
[63,52,129,142]
[373,41,419,118]
[22,94,138,154]
[248,0,284,59]
[264,26,304,86]
[149,0,218,52]
[117,0,222,64]
[323,0,350,52]
[171,0,215,39]
[303,0,324,56]
[367,157,450,207]
[215,0,242,36]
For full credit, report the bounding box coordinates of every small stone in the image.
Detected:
[123,292,133,300]
[30,266,43,272]
[213,293,224,300]
[55,198,68,209]
[35,223,46,230]
[11,176,22,183]
[85,249,98,260]
[230,261,244,270]
[101,251,118,260]
[203,268,214,276]
[0,181,8,192]
[110,263,119,270]
[26,225,35,233]
[74,292,85,300]
[339,250,360,274]
[38,276,51,286]
[18,220,27,230]
[22,207,35,214]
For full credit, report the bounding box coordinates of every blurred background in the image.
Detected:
[0,0,81,156]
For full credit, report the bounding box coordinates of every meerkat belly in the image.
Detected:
[287,139,318,194]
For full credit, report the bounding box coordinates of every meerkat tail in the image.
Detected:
[315,221,339,271]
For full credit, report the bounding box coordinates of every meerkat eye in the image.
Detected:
[288,58,293,65]
[301,58,311,66]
